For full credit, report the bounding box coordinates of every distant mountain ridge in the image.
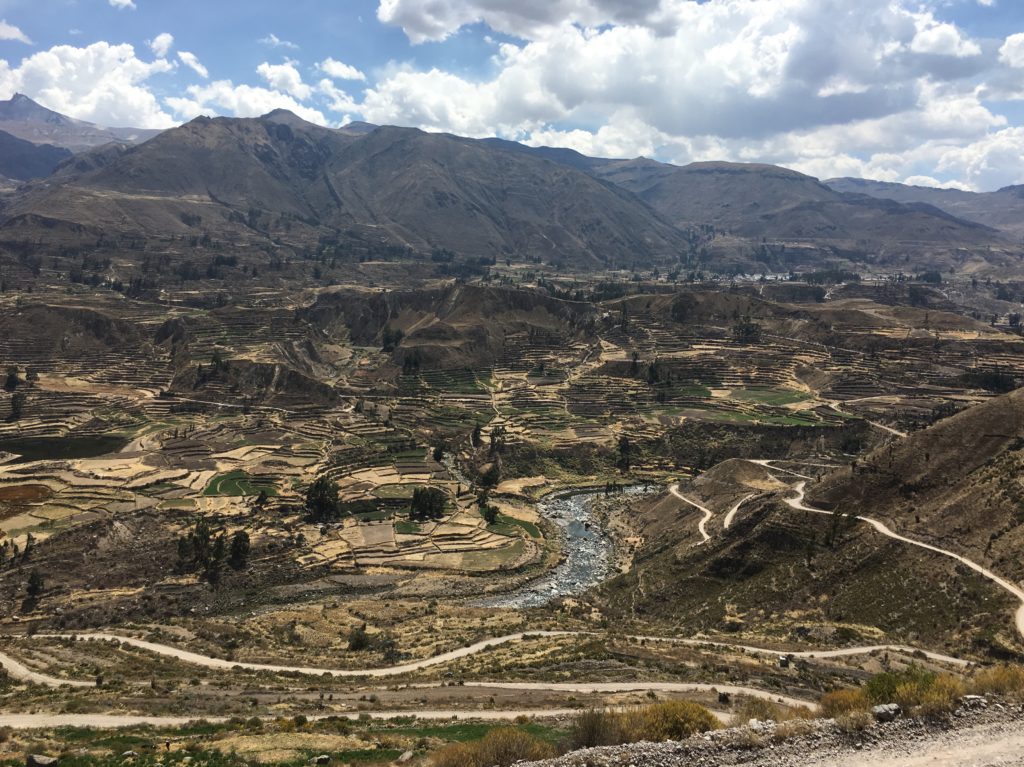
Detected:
[0,129,71,181]
[825,176,1024,238]
[0,93,162,151]
[3,110,688,268]
[0,97,1015,272]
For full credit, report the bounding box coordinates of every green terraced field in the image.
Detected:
[202,470,278,497]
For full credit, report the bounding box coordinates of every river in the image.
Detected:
[476,484,656,609]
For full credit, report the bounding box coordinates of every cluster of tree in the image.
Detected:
[731,316,762,344]
[410,486,447,521]
[176,518,250,584]
[346,623,403,664]
[381,326,404,352]
[305,476,344,522]
[477,489,500,525]
[961,368,1017,394]
[0,534,33,568]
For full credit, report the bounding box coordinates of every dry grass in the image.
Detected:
[835,710,874,733]
[735,697,813,723]
[432,728,555,767]
[969,665,1024,698]
[819,688,870,718]
[568,701,721,750]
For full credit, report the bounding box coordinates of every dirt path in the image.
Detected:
[785,482,1024,641]
[0,649,93,688]
[668,484,712,543]
[0,708,620,731]
[723,494,755,530]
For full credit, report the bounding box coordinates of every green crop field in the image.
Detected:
[202,471,277,497]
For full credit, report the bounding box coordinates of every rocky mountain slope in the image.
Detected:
[1,110,688,268]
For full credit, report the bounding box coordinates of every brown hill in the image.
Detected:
[303,283,597,372]
[2,111,688,268]
[809,387,1024,587]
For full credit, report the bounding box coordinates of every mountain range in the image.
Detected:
[0,94,1019,273]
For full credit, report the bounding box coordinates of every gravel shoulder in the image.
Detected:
[520,700,1024,767]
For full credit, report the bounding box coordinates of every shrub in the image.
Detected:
[567,701,720,751]
[569,709,624,750]
[772,719,815,742]
[916,675,965,717]
[819,688,870,718]
[969,665,1024,697]
[432,728,555,767]
[735,698,812,723]
[835,710,874,733]
[621,700,722,742]
[865,666,936,705]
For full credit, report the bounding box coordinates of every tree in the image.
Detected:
[617,436,632,471]
[348,624,370,652]
[432,443,445,462]
[471,423,483,448]
[3,366,19,392]
[482,505,500,525]
[8,391,25,421]
[731,316,762,344]
[228,531,250,570]
[26,569,44,598]
[410,487,448,521]
[381,326,404,352]
[306,476,341,522]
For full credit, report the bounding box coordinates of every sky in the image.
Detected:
[1,0,1024,190]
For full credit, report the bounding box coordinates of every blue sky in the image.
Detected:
[2,0,1024,190]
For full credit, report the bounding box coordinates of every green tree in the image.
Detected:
[305,476,341,522]
[228,531,250,570]
[26,569,44,598]
[8,391,25,421]
[471,423,483,448]
[410,487,447,521]
[348,624,370,652]
[482,505,500,525]
[617,436,632,471]
[3,366,19,392]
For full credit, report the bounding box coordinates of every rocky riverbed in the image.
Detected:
[476,485,655,609]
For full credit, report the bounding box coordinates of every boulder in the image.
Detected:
[27,756,58,767]
[397,752,415,763]
[872,703,901,722]
[312,756,331,766]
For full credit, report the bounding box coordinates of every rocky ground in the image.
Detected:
[522,699,1024,767]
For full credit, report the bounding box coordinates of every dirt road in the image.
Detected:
[785,481,1024,641]
[668,484,712,542]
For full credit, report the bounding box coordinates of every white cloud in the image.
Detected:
[909,16,981,58]
[999,33,1024,68]
[256,60,311,99]
[0,20,31,44]
[178,51,209,79]
[259,33,298,50]
[165,80,327,125]
[149,33,174,58]
[0,41,175,128]
[318,57,366,81]
[108,0,136,9]
[318,79,358,113]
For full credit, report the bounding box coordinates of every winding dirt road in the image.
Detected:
[668,484,713,543]
[785,482,1024,641]
[723,494,755,530]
